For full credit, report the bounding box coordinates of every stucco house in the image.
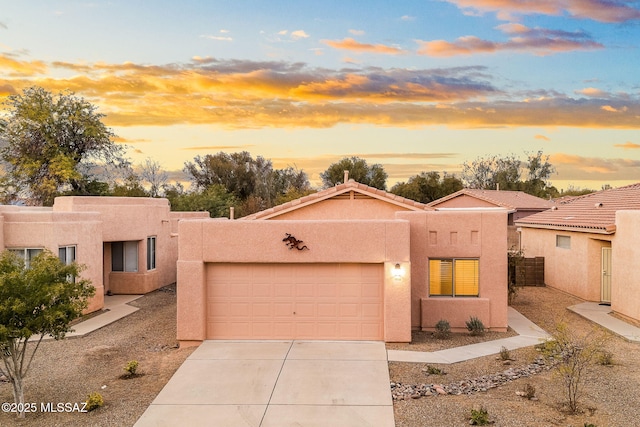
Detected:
[176,180,508,345]
[0,197,209,313]
[427,189,555,249]
[516,183,640,323]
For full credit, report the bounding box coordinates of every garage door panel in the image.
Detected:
[274,302,294,316]
[274,284,293,297]
[206,263,383,340]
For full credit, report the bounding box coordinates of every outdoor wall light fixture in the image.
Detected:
[392,263,404,281]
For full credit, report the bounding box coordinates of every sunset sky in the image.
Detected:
[1,0,639,190]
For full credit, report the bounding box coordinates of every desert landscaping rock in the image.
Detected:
[391,356,555,400]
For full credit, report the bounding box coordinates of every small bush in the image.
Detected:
[85,392,104,411]
[434,319,451,339]
[597,350,613,366]
[466,316,486,336]
[469,406,490,425]
[524,383,536,399]
[124,360,139,376]
[423,365,445,375]
[499,346,511,361]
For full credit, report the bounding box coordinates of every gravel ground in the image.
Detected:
[1,284,638,426]
[389,286,640,427]
[0,284,195,427]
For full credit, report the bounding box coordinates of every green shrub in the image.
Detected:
[85,392,104,411]
[434,319,451,339]
[469,406,490,425]
[124,360,139,376]
[466,316,486,336]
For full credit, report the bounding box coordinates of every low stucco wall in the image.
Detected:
[177,219,412,343]
[421,298,491,332]
[397,210,508,332]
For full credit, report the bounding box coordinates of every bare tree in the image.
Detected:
[139,158,169,197]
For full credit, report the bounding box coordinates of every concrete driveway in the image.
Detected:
[134,340,394,427]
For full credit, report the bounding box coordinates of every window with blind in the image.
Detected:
[429,258,479,297]
[111,241,139,272]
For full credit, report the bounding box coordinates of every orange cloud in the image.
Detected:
[0,54,47,76]
[576,87,608,97]
[445,0,640,23]
[534,134,550,141]
[550,153,640,179]
[322,38,405,55]
[614,142,640,149]
[1,57,639,130]
[417,25,603,57]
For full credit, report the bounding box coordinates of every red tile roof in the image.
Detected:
[241,180,432,220]
[427,189,556,210]
[515,183,640,234]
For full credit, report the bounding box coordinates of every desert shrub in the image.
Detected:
[434,319,451,339]
[469,406,490,425]
[549,322,609,413]
[424,365,445,375]
[124,360,139,376]
[524,383,536,399]
[597,350,613,366]
[85,392,104,411]
[466,316,485,336]
[499,346,511,361]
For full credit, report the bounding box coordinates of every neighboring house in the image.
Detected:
[427,189,556,249]
[0,197,209,313]
[176,180,508,345]
[516,183,640,323]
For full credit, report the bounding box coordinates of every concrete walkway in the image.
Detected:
[134,340,394,427]
[387,307,550,363]
[569,302,640,342]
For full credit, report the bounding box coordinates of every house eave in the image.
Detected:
[515,222,616,235]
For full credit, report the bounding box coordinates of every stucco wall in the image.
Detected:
[259,198,416,220]
[396,210,508,332]
[0,197,209,314]
[611,211,640,321]
[0,210,105,313]
[55,197,209,297]
[519,227,611,301]
[177,219,412,343]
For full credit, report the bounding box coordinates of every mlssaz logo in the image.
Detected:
[282,233,309,251]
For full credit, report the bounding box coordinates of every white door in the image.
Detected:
[601,247,612,304]
[206,263,383,340]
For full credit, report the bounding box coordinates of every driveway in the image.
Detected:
[134,340,395,427]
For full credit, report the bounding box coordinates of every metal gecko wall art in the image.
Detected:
[282,233,309,251]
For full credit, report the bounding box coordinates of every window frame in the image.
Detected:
[147,236,156,271]
[9,248,43,269]
[428,258,480,297]
[58,245,76,265]
[111,241,139,272]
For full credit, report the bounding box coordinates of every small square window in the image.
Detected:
[556,235,571,249]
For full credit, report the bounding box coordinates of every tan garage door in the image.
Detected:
[206,263,383,340]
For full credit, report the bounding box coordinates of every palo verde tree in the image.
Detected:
[0,250,94,418]
[0,86,127,205]
[320,156,387,190]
